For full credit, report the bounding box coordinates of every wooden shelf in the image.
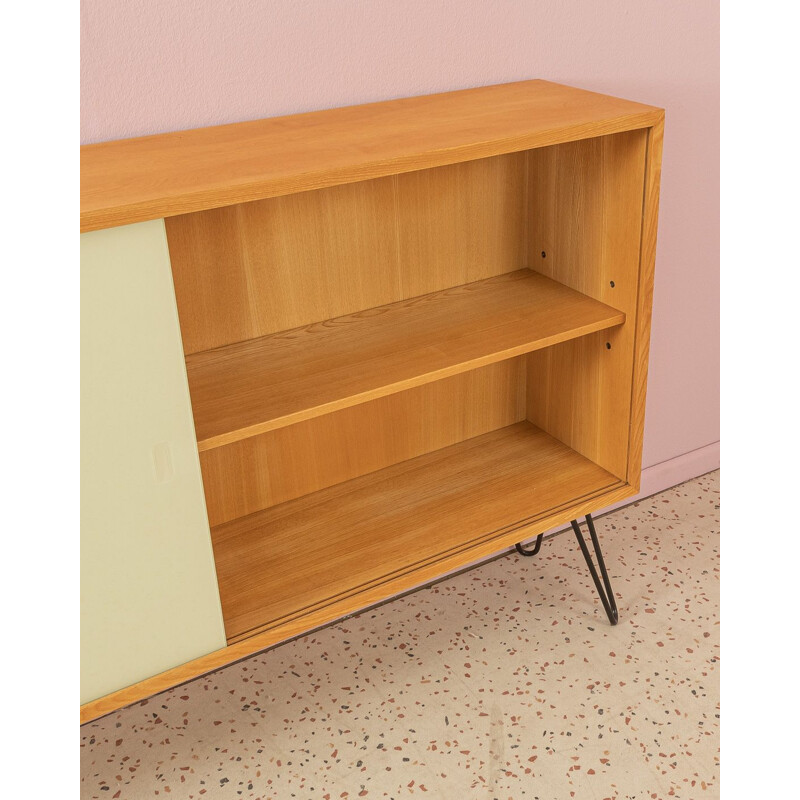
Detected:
[80,79,662,232]
[211,421,624,643]
[186,269,625,451]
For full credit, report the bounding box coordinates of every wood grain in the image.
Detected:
[166,175,399,355]
[200,359,526,527]
[81,80,663,232]
[625,116,664,490]
[81,474,639,725]
[166,153,526,354]
[395,153,526,297]
[526,129,649,479]
[185,270,625,451]
[210,421,626,642]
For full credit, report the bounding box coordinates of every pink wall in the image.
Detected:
[81,0,719,488]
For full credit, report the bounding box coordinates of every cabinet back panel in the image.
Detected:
[166,152,526,355]
[526,130,648,479]
[200,358,526,527]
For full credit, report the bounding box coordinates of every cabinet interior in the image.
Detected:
[165,129,648,644]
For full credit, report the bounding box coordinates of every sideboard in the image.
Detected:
[81,79,664,723]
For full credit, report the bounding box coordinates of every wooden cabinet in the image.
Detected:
[80,80,664,722]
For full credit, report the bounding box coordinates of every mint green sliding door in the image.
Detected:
[81,220,226,705]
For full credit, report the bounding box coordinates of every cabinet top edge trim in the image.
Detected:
[81,79,664,232]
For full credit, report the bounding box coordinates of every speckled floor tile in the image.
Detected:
[81,470,719,799]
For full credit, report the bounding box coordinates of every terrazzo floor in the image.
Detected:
[81,470,720,800]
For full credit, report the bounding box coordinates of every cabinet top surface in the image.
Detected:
[80,79,663,232]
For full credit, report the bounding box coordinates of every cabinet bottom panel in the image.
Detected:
[211,421,624,643]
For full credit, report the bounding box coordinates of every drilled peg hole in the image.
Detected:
[609,280,615,288]
[541,251,546,258]
[606,342,612,350]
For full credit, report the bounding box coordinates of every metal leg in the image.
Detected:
[514,513,619,625]
[570,514,619,625]
[515,533,544,557]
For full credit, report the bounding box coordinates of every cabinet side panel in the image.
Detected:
[166,153,526,355]
[526,130,648,479]
[626,118,664,490]
[80,220,227,705]
[200,358,527,526]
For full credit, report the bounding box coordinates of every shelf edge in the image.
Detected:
[195,310,625,451]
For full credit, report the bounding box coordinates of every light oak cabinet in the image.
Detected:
[80,80,664,723]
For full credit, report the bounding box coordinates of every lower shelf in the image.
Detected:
[211,421,623,643]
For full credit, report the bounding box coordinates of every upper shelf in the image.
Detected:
[186,269,625,451]
[80,80,663,232]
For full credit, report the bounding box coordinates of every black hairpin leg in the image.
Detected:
[570,514,618,625]
[515,513,619,625]
[515,533,544,557]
